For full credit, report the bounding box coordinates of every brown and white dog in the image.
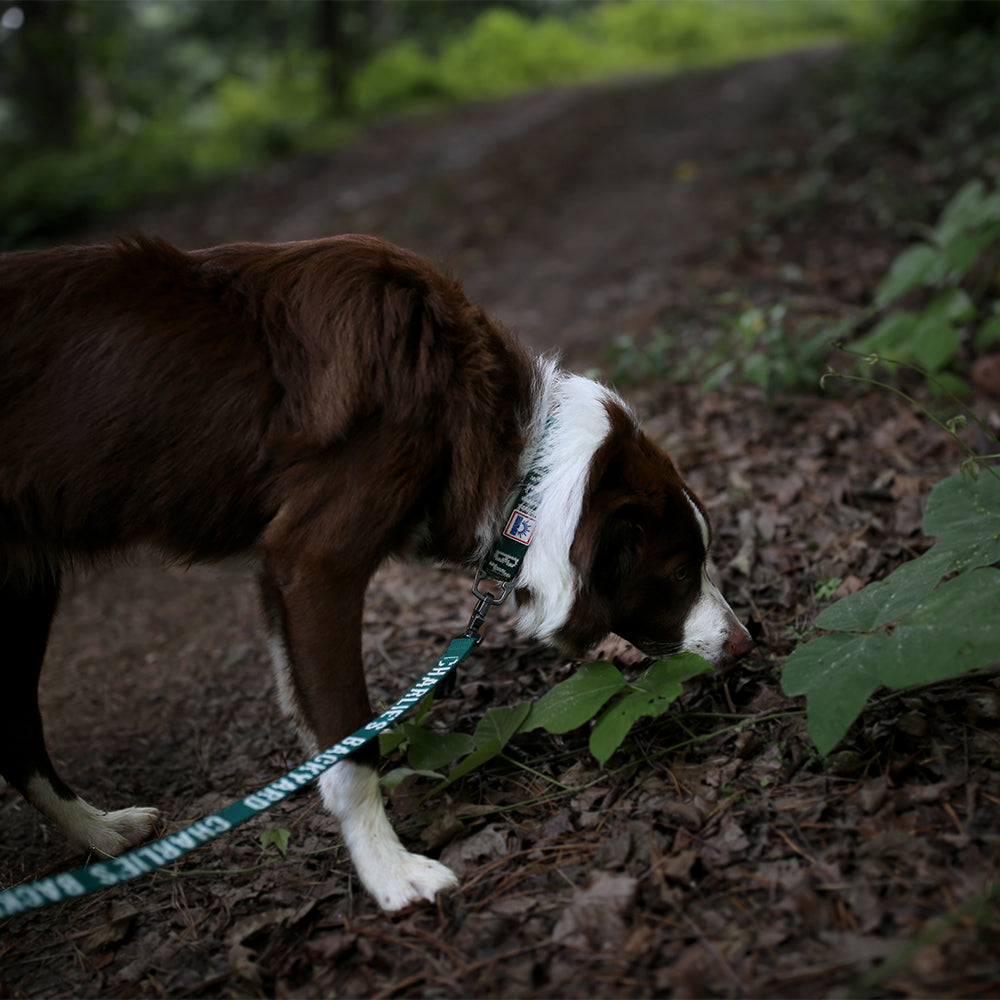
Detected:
[0,235,751,911]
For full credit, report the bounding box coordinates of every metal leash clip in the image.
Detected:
[437,571,513,698]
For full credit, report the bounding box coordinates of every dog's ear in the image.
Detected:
[559,496,645,653]
[569,428,652,588]
[570,495,646,596]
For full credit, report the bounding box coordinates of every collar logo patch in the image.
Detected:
[503,510,536,545]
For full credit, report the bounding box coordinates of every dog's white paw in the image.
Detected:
[364,847,459,912]
[319,760,459,911]
[26,775,160,856]
[64,802,160,857]
[81,805,161,856]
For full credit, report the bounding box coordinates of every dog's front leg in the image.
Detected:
[319,758,458,912]
[260,564,458,912]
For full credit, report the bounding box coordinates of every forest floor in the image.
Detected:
[2,48,1000,999]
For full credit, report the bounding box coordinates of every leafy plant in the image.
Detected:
[603,329,675,386]
[260,826,292,859]
[523,654,711,766]
[783,176,1000,755]
[352,1,886,116]
[606,299,834,399]
[814,576,844,603]
[782,458,1000,755]
[848,178,1000,394]
[380,652,711,795]
[704,301,835,399]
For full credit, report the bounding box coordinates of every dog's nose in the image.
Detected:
[724,620,755,662]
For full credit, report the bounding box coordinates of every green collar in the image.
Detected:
[474,414,555,605]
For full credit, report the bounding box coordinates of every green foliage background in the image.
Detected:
[3,0,999,768]
[0,0,886,247]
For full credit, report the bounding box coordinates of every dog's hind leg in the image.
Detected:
[260,564,458,912]
[0,570,159,856]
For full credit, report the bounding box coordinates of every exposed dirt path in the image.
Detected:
[98,49,834,362]
[2,50,999,999]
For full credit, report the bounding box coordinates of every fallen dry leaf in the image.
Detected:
[552,871,639,949]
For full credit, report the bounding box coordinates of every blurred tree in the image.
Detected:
[315,0,377,113]
[0,0,890,248]
[4,0,81,149]
[896,0,1000,43]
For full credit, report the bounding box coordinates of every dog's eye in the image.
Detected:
[673,565,690,582]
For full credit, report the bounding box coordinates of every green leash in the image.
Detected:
[0,633,480,919]
[0,418,555,919]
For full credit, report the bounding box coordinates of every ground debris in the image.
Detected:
[3,50,1000,999]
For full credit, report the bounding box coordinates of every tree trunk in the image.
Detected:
[8,0,82,150]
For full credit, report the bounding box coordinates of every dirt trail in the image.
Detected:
[103,49,834,362]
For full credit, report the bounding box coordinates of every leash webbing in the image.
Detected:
[0,416,558,920]
[478,414,553,588]
[0,634,479,920]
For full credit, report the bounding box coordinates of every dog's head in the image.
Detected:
[514,381,752,668]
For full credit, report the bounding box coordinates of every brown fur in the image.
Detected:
[0,235,532,571]
[0,234,533,794]
[0,234,750,903]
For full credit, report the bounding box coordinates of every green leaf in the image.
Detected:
[927,371,971,398]
[860,291,969,374]
[815,545,958,633]
[426,702,533,792]
[521,661,627,734]
[743,352,776,394]
[781,631,892,755]
[379,729,408,755]
[473,701,531,748]
[588,654,711,766]
[380,767,446,793]
[874,245,937,307]
[260,827,292,858]
[984,191,1000,224]
[926,287,976,325]
[638,652,714,687]
[858,310,919,356]
[786,564,1000,756]
[923,468,1000,560]
[700,359,736,393]
[737,306,766,344]
[976,313,1000,348]
[907,316,960,373]
[932,231,986,284]
[816,468,1000,633]
[878,568,1000,688]
[934,179,996,244]
[589,691,664,766]
[405,725,476,771]
[433,738,503,791]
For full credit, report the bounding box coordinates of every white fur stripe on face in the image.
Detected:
[512,371,617,644]
[680,491,752,667]
[684,490,710,551]
[681,569,739,665]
